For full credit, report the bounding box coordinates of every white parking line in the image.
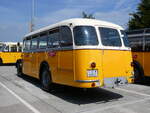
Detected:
[0,82,41,113]
[116,87,150,97]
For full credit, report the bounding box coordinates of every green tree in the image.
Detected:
[128,0,150,30]
[82,12,95,19]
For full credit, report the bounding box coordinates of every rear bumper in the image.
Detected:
[73,76,133,88]
[75,80,99,83]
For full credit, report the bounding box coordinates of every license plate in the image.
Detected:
[87,70,98,77]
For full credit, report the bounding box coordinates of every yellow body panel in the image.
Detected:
[22,49,133,88]
[0,52,22,64]
[103,50,133,78]
[132,52,150,77]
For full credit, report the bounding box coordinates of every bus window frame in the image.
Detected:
[10,45,18,52]
[38,32,48,49]
[59,26,73,50]
[98,27,122,47]
[47,27,61,50]
[31,35,39,50]
[73,25,99,46]
[3,45,9,52]
[23,38,31,52]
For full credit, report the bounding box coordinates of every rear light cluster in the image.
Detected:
[133,55,137,59]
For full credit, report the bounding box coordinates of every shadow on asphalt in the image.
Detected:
[0,63,16,66]
[135,82,150,86]
[134,76,150,86]
[50,87,123,105]
[18,74,123,105]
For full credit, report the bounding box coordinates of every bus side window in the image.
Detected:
[3,45,9,52]
[24,39,31,51]
[10,45,17,52]
[145,36,150,51]
[31,36,38,50]
[23,40,26,51]
[48,28,60,48]
[60,26,73,47]
[39,33,48,49]
[18,46,22,52]
[129,37,143,52]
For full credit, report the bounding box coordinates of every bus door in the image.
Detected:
[22,40,32,75]
[30,36,39,78]
[57,26,74,84]
[99,27,127,87]
[23,52,32,75]
[47,28,60,82]
[143,37,150,76]
[30,52,38,77]
[102,50,126,77]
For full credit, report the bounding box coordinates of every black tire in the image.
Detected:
[16,61,22,76]
[0,58,3,65]
[41,67,53,91]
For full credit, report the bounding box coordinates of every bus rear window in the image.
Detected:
[99,27,122,47]
[73,26,98,46]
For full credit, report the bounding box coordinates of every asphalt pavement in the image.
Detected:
[0,65,150,113]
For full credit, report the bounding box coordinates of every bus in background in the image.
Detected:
[127,28,150,83]
[0,42,22,64]
[17,18,134,91]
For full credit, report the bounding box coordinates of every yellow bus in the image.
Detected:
[17,18,134,90]
[127,28,150,83]
[0,42,22,64]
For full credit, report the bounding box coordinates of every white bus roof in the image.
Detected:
[24,18,123,38]
[5,42,18,45]
[1,42,22,46]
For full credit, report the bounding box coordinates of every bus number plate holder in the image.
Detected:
[87,70,98,77]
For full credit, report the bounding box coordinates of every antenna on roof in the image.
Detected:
[29,0,35,32]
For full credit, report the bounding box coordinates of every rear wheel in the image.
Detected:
[0,58,3,65]
[41,67,53,91]
[16,61,22,76]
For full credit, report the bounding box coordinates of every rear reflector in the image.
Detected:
[91,82,96,87]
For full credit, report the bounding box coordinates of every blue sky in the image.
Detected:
[0,0,140,42]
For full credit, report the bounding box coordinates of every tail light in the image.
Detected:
[91,62,96,68]
[133,55,137,59]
